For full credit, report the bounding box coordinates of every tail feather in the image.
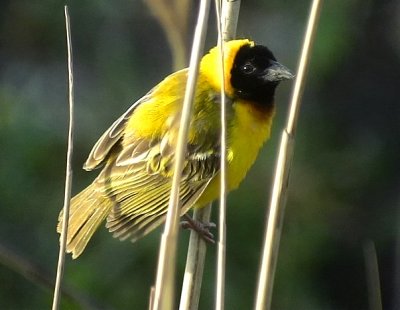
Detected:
[57,184,112,259]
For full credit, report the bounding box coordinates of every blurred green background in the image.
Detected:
[1,0,399,309]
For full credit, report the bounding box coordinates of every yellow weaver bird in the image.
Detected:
[57,39,293,258]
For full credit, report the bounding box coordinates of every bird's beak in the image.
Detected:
[264,61,294,82]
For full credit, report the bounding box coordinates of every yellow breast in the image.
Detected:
[195,99,274,207]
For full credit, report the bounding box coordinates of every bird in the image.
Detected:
[57,39,293,259]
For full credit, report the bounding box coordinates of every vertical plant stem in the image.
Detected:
[215,2,240,309]
[178,1,240,309]
[363,240,383,310]
[52,6,74,310]
[151,1,211,309]
[221,0,241,41]
[179,205,212,310]
[215,2,227,310]
[215,1,227,309]
[254,1,323,309]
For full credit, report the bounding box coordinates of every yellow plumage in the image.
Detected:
[57,39,292,258]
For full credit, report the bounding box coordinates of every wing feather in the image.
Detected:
[124,183,204,242]
[82,72,222,242]
[83,93,152,171]
[97,130,220,242]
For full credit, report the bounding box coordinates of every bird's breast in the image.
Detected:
[227,100,275,188]
[195,99,275,206]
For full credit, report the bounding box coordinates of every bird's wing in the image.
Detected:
[83,92,153,171]
[97,127,221,242]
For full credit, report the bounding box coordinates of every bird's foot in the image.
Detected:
[181,214,216,243]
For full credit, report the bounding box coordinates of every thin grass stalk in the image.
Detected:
[151,1,211,309]
[215,4,227,310]
[179,205,212,310]
[149,286,155,310]
[52,6,74,310]
[215,2,240,309]
[363,240,383,310]
[178,1,240,309]
[220,0,241,41]
[254,1,323,309]
[214,1,230,309]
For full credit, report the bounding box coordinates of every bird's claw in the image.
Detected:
[181,214,216,243]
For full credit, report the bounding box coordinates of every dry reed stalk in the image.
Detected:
[151,1,211,309]
[178,1,241,309]
[52,6,75,310]
[179,205,212,310]
[363,240,383,310]
[254,1,323,309]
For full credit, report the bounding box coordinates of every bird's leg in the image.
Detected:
[180,214,216,243]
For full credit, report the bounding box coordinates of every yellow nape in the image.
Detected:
[199,39,255,98]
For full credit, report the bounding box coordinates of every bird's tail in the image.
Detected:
[57,183,113,259]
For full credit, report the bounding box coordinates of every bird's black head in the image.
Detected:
[230,44,293,105]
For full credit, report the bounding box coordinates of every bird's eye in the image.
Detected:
[242,63,256,74]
